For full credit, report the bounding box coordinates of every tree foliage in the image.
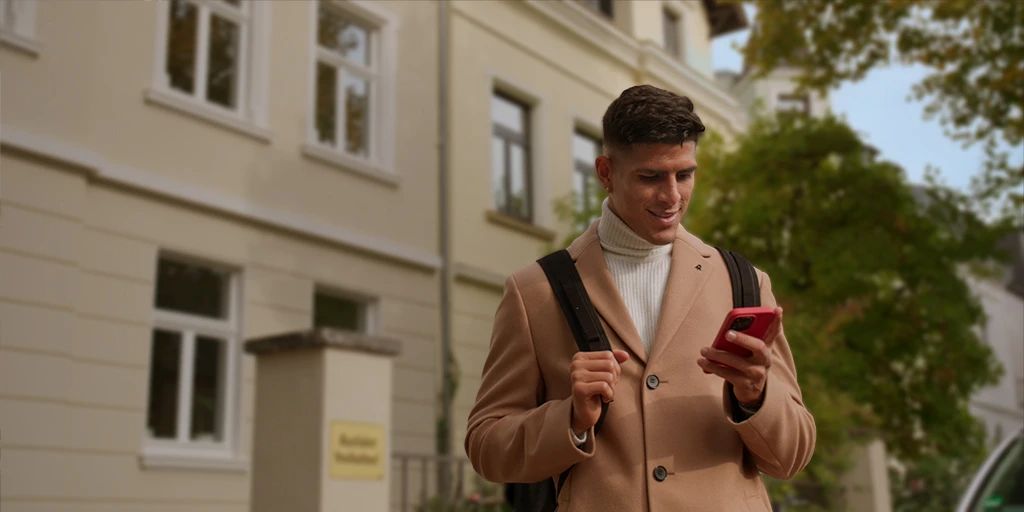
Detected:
[740,0,1024,225]
[554,112,1013,510]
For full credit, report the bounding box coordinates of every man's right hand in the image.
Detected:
[570,349,630,434]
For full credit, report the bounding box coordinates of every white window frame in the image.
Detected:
[0,0,41,56]
[491,90,534,223]
[142,253,245,471]
[147,0,272,142]
[303,0,399,185]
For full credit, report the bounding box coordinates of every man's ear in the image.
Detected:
[595,155,613,193]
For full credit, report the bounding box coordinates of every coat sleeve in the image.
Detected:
[464,273,596,484]
[723,271,817,480]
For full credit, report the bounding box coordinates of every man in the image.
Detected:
[465,85,816,511]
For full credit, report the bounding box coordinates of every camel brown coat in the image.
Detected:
[465,222,816,511]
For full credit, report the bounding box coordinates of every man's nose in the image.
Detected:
[659,180,680,204]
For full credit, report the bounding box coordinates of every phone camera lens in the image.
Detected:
[730,316,754,331]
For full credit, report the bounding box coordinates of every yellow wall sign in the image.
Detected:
[328,421,385,480]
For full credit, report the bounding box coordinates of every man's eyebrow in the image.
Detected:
[633,166,698,173]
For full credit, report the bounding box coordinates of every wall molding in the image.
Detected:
[0,126,441,272]
[453,263,507,291]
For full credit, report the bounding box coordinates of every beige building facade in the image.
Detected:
[1,0,754,510]
[2,0,440,510]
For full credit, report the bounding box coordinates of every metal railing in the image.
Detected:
[392,452,508,512]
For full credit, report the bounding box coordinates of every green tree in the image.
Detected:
[553,112,1012,510]
[739,0,1024,226]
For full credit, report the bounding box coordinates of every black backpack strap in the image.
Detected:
[536,249,614,506]
[538,249,613,354]
[715,247,761,308]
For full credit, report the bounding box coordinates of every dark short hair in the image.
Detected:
[601,85,705,153]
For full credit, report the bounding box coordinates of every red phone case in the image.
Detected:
[703,306,776,373]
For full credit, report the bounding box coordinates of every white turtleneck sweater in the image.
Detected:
[597,198,673,355]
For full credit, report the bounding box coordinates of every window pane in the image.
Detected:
[492,136,507,213]
[318,1,371,67]
[573,132,599,164]
[578,0,612,17]
[343,74,370,157]
[166,0,198,94]
[191,336,226,442]
[492,94,524,134]
[147,329,182,440]
[316,62,337,146]
[314,292,364,332]
[206,15,240,109]
[573,170,586,213]
[155,258,230,319]
[509,144,528,218]
[663,10,680,57]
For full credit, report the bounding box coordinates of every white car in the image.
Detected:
[956,427,1024,512]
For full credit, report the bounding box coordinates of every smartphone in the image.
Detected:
[703,306,777,373]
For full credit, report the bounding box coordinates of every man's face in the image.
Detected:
[595,141,697,246]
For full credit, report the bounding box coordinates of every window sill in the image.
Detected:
[302,143,400,187]
[486,210,555,242]
[140,448,249,473]
[144,87,272,144]
[0,30,41,57]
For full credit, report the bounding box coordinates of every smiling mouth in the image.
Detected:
[649,210,679,219]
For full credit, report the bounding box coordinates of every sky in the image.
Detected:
[710,14,1021,193]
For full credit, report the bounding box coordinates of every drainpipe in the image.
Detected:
[437,0,453,505]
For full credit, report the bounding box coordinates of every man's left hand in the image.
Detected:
[697,307,784,408]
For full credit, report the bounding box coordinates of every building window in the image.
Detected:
[314,0,379,160]
[777,93,810,115]
[577,0,613,18]
[149,0,270,138]
[662,7,681,58]
[161,0,249,111]
[306,0,398,181]
[0,0,40,55]
[314,290,369,332]
[573,131,601,230]
[146,255,239,456]
[491,92,532,222]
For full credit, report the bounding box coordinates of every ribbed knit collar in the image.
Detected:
[598,198,674,260]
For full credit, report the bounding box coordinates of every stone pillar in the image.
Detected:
[840,438,894,512]
[245,328,402,512]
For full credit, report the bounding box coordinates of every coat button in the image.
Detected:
[646,374,660,390]
[653,466,668,481]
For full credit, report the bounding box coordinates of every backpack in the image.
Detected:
[503,246,761,512]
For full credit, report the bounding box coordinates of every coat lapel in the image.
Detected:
[647,228,715,364]
[568,223,649,365]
